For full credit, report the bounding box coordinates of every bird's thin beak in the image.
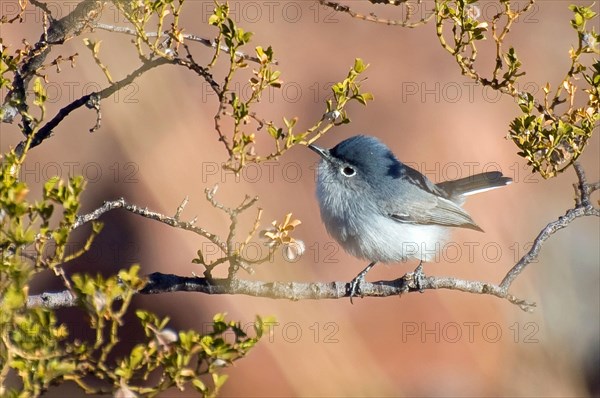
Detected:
[308,144,331,161]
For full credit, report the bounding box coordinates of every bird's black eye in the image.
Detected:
[341,166,356,177]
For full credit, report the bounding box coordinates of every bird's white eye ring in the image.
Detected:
[341,166,356,177]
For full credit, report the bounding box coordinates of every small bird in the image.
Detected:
[308,135,512,300]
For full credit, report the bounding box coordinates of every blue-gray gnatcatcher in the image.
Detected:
[308,135,512,299]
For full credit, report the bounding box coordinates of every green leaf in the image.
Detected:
[33,77,47,106]
[208,14,220,25]
[212,372,229,389]
[267,124,283,140]
[356,93,374,105]
[129,344,146,369]
[192,378,207,392]
[353,58,368,73]
[1,285,26,309]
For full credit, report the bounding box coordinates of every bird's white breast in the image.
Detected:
[316,164,449,263]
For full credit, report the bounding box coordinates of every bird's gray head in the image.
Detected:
[308,135,404,193]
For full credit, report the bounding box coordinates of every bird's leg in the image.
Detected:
[348,261,377,303]
[413,260,425,292]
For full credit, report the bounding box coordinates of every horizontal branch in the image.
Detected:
[24,165,598,314]
[27,270,536,311]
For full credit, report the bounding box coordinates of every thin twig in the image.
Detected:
[573,160,591,206]
[1,0,106,128]
[73,198,227,253]
[500,162,599,290]
[499,204,598,291]
[174,196,189,220]
[93,23,264,64]
[204,186,259,277]
[29,0,55,19]
[15,57,170,155]
[318,0,435,27]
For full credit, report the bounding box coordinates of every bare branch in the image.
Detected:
[500,163,599,290]
[24,160,597,313]
[29,0,55,18]
[14,57,170,155]
[72,198,227,252]
[174,196,189,220]
[93,23,264,64]
[500,204,599,291]
[318,0,435,27]
[27,270,535,311]
[573,160,592,207]
[51,160,595,312]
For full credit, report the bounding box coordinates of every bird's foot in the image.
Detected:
[404,262,426,293]
[414,262,425,292]
[347,274,365,304]
[347,261,377,304]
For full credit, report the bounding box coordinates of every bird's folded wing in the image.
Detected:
[385,193,483,232]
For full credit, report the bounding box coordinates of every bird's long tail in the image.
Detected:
[436,171,512,198]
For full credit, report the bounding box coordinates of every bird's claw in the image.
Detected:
[347,274,365,304]
[346,261,377,304]
[413,262,425,292]
[402,262,426,293]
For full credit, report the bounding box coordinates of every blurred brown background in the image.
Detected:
[1,1,599,396]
